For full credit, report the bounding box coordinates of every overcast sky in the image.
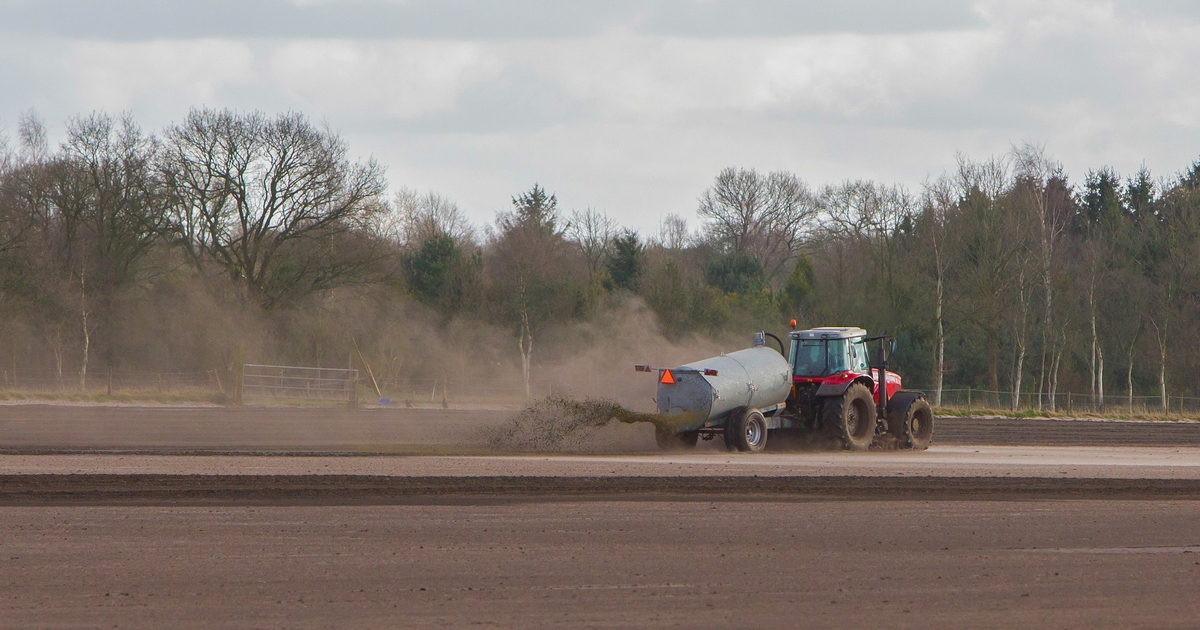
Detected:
[2,0,1199,233]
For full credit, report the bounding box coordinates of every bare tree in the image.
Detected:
[919,175,958,406]
[389,187,474,247]
[1011,143,1072,410]
[161,108,387,309]
[566,207,616,276]
[487,184,584,398]
[58,113,167,285]
[1008,252,1036,410]
[698,167,817,285]
[657,213,691,250]
[0,111,54,259]
[821,180,914,322]
[17,110,49,163]
[0,128,12,171]
[32,112,167,381]
[1083,241,1105,411]
[1150,315,1168,413]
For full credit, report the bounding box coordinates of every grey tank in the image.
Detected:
[656,346,792,430]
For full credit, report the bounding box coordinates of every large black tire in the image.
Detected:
[728,407,769,453]
[655,426,700,451]
[886,396,934,450]
[723,408,743,451]
[821,383,876,451]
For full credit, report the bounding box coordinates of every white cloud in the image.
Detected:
[2,1,1200,232]
[487,28,999,123]
[266,40,504,119]
[64,39,257,112]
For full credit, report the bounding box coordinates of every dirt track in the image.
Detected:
[3,403,1200,453]
[939,415,1200,446]
[7,473,1200,505]
[5,445,1200,478]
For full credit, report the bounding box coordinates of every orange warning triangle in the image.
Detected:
[659,369,675,385]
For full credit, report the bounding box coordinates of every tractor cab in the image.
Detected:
[789,327,870,378]
[788,327,901,403]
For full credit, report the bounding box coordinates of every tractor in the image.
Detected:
[640,326,934,452]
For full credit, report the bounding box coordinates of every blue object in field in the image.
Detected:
[379,398,392,405]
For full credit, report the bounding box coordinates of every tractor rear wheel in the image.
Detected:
[655,426,700,451]
[822,383,875,451]
[728,408,769,453]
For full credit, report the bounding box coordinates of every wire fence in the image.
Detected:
[0,368,223,395]
[363,375,621,405]
[240,364,359,404]
[922,387,1200,416]
[0,367,558,405]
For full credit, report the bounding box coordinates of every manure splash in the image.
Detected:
[482,395,662,452]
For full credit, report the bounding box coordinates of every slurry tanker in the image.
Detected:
[637,326,933,452]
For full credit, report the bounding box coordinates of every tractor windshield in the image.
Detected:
[791,339,851,377]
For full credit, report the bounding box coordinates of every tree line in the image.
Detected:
[1,108,1198,407]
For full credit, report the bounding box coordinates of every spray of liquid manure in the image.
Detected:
[481,395,664,452]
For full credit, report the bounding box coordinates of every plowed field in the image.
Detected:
[2,403,1198,453]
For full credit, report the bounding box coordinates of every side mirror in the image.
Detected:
[889,338,897,355]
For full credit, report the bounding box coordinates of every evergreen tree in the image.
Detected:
[606,230,642,291]
[705,250,764,295]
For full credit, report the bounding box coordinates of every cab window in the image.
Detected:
[826,339,850,373]
[791,338,856,376]
[791,339,827,376]
[850,339,870,372]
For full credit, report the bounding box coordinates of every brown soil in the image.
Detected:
[6,473,1200,505]
[6,403,1200,627]
[4,500,1200,628]
[4,403,1200,454]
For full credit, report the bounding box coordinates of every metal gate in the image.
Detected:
[239,364,358,405]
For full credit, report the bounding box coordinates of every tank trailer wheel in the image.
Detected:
[907,399,934,450]
[723,408,744,451]
[655,426,700,451]
[822,383,875,451]
[728,408,769,453]
[887,397,935,450]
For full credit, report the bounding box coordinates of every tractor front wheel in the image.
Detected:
[822,383,876,451]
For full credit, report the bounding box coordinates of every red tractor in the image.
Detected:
[643,326,934,452]
[783,326,933,451]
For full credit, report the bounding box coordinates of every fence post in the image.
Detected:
[233,344,244,406]
[347,373,359,409]
[1067,392,1072,415]
[106,367,112,396]
[966,387,971,413]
